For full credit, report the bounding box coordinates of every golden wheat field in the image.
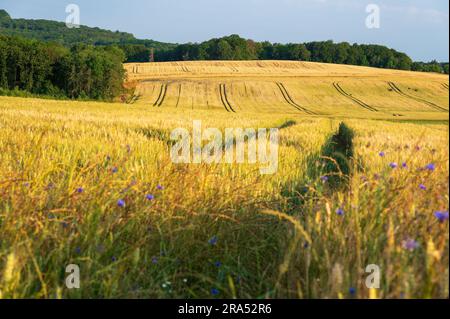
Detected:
[125,61,449,120]
[0,61,448,299]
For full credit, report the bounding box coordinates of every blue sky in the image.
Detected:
[1,0,448,61]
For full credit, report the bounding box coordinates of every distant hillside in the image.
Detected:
[0,9,447,73]
[0,9,174,51]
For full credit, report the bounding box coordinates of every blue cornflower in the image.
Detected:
[208,236,218,246]
[349,287,356,295]
[146,194,155,201]
[389,162,398,169]
[434,211,449,223]
[403,239,419,251]
[157,185,164,190]
[379,152,386,157]
[425,163,436,172]
[336,208,345,216]
[111,256,118,262]
[419,184,427,191]
[214,261,222,268]
[211,288,220,296]
[402,162,407,169]
[151,256,158,264]
[76,187,84,194]
[117,199,126,207]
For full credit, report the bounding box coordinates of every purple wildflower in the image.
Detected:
[336,208,345,216]
[112,167,119,173]
[146,194,155,201]
[117,199,126,207]
[389,162,398,169]
[76,187,84,194]
[151,256,158,264]
[402,162,407,169]
[211,288,220,296]
[208,236,218,246]
[419,184,427,191]
[425,163,436,172]
[214,261,222,268]
[403,239,419,251]
[434,211,449,223]
[379,152,386,157]
[320,176,329,182]
[349,287,356,295]
[157,185,164,190]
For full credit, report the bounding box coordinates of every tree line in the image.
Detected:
[0,35,125,100]
[150,35,448,74]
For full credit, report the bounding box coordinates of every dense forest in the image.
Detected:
[0,9,174,51]
[0,9,448,101]
[0,35,125,100]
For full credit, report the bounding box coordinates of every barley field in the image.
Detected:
[0,61,448,299]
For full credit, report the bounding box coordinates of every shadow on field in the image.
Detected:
[135,127,175,146]
[280,122,358,210]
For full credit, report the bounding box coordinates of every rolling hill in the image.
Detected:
[125,60,449,120]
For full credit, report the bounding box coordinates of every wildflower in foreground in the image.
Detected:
[403,239,419,251]
[425,163,436,172]
[419,184,427,191]
[211,288,220,296]
[214,261,222,268]
[157,185,164,190]
[117,199,126,207]
[320,176,329,182]
[434,211,449,223]
[76,187,84,193]
[389,162,398,169]
[402,162,407,169]
[151,256,158,264]
[146,194,155,201]
[349,287,356,295]
[112,167,119,173]
[379,152,385,157]
[208,236,218,246]
[336,208,345,216]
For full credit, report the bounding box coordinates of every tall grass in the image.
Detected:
[0,96,448,299]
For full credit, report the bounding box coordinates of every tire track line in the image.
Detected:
[388,82,447,112]
[276,82,316,115]
[175,84,182,108]
[219,84,236,113]
[153,83,168,107]
[333,82,378,112]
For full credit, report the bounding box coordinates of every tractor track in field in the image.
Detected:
[388,82,448,112]
[276,82,316,115]
[333,82,378,112]
[219,84,236,113]
[175,84,182,108]
[153,84,168,107]
[442,83,449,90]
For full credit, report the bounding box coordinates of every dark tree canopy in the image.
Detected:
[0,35,125,100]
